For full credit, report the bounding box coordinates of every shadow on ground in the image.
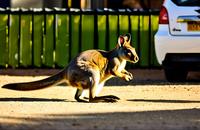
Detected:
[0,97,68,102]
[0,109,199,130]
[127,99,200,103]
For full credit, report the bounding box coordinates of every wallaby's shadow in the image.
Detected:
[0,97,71,102]
[127,99,200,103]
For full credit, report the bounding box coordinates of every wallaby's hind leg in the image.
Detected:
[88,75,120,103]
[72,69,120,103]
[95,82,120,101]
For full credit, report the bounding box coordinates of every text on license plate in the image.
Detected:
[187,22,200,31]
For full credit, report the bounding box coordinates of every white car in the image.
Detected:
[154,0,200,81]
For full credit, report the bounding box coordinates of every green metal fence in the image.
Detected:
[0,8,160,68]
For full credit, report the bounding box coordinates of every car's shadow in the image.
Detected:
[105,69,200,86]
[106,78,200,86]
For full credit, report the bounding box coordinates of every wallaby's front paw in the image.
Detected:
[127,72,133,79]
[121,70,133,81]
[124,74,133,81]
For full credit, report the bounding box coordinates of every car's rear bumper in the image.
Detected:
[154,25,200,64]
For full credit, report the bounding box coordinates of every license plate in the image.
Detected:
[187,22,200,31]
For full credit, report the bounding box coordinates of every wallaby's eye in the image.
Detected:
[124,49,128,53]
[127,52,132,56]
[124,49,132,57]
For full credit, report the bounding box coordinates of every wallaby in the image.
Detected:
[2,33,139,103]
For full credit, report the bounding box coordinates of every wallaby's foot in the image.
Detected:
[76,98,88,103]
[84,95,120,100]
[75,94,88,103]
[98,95,120,100]
[89,95,120,103]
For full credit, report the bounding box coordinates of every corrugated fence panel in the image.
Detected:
[20,14,32,67]
[43,14,54,67]
[55,14,70,67]
[0,9,159,68]
[33,14,43,67]
[0,14,8,67]
[81,14,94,51]
[8,14,19,68]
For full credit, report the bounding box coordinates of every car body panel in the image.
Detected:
[155,25,200,64]
[164,0,200,36]
[155,0,200,65]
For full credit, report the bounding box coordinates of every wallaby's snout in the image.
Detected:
[135,55,139,62]
[130,48,139,63]
[133,53,139,63]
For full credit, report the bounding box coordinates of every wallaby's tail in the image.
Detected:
[2,70,66,91]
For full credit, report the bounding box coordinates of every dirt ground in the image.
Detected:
[0,69,199,130]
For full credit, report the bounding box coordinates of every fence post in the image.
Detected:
[139,13,150,67]
[119,9,129,35]
[97,9,107,50]
[108,9,118,50]
[70,9,81,60]
[55,8,70,68]
[130,10,140,67]
[150,14,159,67]
[33,9,43,67]
[0,9,8,67]
[8,9,20,68]
[43,8,54,68]
[81,9,94,51]
[19,9,32,67]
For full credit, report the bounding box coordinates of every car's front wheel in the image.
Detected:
[164,68,188,82]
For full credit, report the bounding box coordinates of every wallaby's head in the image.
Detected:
[117,33,139,63]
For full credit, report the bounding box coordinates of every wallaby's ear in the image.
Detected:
[124,33,131,43]
[118,35,125,47]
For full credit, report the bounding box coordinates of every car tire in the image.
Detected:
[164,68,188,82]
